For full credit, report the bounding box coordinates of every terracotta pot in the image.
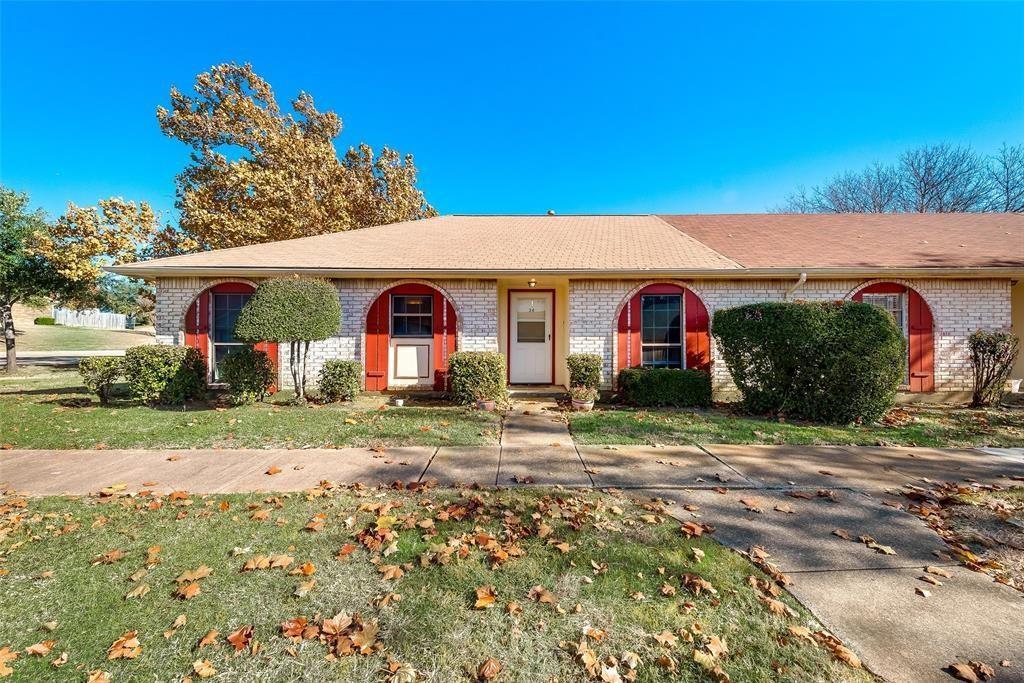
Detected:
[572,399,595,412]
[477,399,497,411]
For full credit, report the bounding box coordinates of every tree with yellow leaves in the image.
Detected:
[154,63,435,254]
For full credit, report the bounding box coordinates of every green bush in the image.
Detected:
[969,330,1020,407]
[121,345,207,405]
[617,368,712,407]
[221,346,275,405]
[78,356,122,404]
[448,351,507,405]
[712,301,905,423]
[567,353,603,389]
[234,278,340,401]
[33,316,55,325]
[319,359,362,402]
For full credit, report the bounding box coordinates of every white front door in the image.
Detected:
[509,292,553,384]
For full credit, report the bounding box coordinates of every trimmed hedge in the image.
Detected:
[34,316,55,326]
[448,351,507,405]
[319,359,362,402]
[234,278,340,343]
[617,368,712,407]
[712,301,905,423]
[567,353,603,389]
[122,345,207,405]
[78,357,122,404]
[221,347,275,405]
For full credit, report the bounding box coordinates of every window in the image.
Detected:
[640,294,683,369]
[516,297,547,343]
[211,293,251,381]
[862,292,909,383]
[392,295,433,337]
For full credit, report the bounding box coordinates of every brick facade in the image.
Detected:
[568,278,1012,394]
[154,277,498,389]
[155,275,1011,395]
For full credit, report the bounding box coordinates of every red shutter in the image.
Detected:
[853,282,934,393]
[365,294,389,391]
[184,291,210,362]
[684,289,711,372]
[907,289,934,392]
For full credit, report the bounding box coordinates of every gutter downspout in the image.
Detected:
[784,271,808,301]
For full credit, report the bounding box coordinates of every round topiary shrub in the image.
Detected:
[566,353,603,389]
[78,356,122,404]
[234,278,340,401]
[221,346,275,405]
[121,345,207,405]
[448,351,507,406]
[712,301,904,424]
[318,359,362,402]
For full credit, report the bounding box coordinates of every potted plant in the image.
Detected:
[570,385,598,412]
[475,390,497,412]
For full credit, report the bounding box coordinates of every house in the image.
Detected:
[110,214,1024,400]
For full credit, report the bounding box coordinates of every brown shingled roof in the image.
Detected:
[658,213,1024,269]
[110,213,1023,277]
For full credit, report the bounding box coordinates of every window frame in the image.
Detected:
[390,294,434,339]
[639,293,685,370]
[861,291,910,385]
[210,292,252,382]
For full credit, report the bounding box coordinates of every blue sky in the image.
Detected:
[2,1,1022,221]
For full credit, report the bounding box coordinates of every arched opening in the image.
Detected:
[615,283,711,375]
[852,282,934,392]
[365,283,457,391]
[183,282,278,387]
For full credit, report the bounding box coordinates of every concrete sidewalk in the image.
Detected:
[2,436,1023,682]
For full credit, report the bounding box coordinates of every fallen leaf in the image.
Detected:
[474,585,497,609]
[107,631,141,660]
[198,630,219,648]
[193,659,217,678]
[266,466,282,475]
[24,641,55,656]
[477,658,502,681]
[226,625,253,652]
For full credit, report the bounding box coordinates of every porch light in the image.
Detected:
[528,278,537,288]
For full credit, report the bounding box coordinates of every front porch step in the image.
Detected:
[508,384,567,399]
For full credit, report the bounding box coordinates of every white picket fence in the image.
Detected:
[53,307,130,330]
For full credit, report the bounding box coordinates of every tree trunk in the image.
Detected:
[289,340,301,400]
[2,304,16,374]
[301,341,310,400]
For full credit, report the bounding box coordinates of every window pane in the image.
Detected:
[213,293,250,343]
[393,315,433,337]
[213,345,244,381]
[640,295,681,344]
[641,347,682,369]
[517,320,546,343]
[393,295,432,315]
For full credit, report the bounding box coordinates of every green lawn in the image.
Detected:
[0,371,501,450]
[13,323,156,352]
[0,488,871,682]
[568,405,1024,448]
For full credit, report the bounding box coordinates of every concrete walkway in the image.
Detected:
[2,419,1023,681]
[0,349,126,368]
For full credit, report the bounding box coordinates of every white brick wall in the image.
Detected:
[156,275,1011,395]
[154,277,498,389]
[568,278,1013,394]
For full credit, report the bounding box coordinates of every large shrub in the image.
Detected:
[221,346,275,405]
[448,351,507,405]
[969,330,1020,407]
[319,359,362,402]
[712,301,905,423]
[78,356,122,404]
[567,353,603,389]
[234,278,340,401]
[617,368,712,408]
[121,345,207,405]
